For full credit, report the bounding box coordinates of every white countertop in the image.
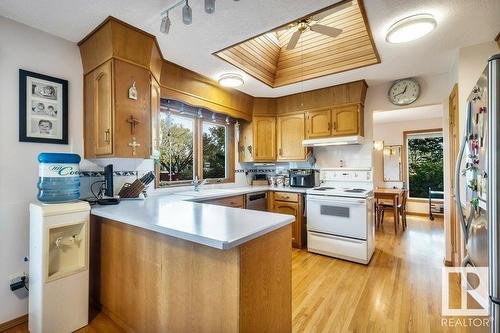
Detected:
[91,186,304,250]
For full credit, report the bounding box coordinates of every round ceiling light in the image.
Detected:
[386,14,437,44]
[218,73,244,87]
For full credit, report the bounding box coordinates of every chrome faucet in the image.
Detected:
[192,176,208,192]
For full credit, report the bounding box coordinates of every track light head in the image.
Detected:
[183,0,192,25]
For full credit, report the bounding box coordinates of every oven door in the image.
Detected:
[306,195,367,240]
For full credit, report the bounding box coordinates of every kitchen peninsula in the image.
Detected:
[90,194,294,333]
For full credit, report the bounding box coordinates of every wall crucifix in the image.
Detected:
[127,115,141,155]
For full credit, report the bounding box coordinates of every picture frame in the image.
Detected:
[19,69,68,144]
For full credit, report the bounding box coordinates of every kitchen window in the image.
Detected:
[158,100,234,187]
[404,129,444,199]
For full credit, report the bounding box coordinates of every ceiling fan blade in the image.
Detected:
[309,24,343,37]
[311,0,352,21]
[286,30,302,50]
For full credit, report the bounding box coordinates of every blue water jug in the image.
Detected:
[37,153,81,203]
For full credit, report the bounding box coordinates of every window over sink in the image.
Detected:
[158,99,234,187]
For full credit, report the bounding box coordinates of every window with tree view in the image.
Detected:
[158,101,233,186]
[159,113,195,183]
[203,122,227,179]
[406,131,444,199]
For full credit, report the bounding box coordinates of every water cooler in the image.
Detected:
[29,201,90,333]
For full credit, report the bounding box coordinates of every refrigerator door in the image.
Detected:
[491,302,500,333]
[459,65,489,269]
[488,54,500,306]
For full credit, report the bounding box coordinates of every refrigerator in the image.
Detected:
[455,53,500,331]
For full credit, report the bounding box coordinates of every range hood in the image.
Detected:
[302,135,364,147]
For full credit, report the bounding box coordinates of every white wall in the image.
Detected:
[366,71,456,261]
[0,16,85,323]
[373,115,444,214]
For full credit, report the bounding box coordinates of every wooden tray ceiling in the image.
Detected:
[214,0,380,88]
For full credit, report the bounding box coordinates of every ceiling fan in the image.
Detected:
[279,1,352,50]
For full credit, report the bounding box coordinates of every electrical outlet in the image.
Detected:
[9,272,28,291]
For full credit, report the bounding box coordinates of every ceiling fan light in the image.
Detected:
[386,14,436,44]
[205,0,216,14]
[182,0,192,25]
[218,73,244,87]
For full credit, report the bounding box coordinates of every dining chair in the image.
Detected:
[398,190,408,230]
[376,190,407,232]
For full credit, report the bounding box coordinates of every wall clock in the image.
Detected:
[388,78,420,106]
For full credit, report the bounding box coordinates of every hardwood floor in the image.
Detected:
[292,215,488,333]
[4,215,488,333]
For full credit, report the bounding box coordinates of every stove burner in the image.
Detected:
[313,187,336,191]
[344,188,366,193]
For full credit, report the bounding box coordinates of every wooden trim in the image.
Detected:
[408,197,444,203]
[78,16,162,57]
[0,314,28,331]
[448,83,461,266]
[357,0,380,64]
[161,85,252,122]
[213,0,379,88]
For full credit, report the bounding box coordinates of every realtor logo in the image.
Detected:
[442,267,489,316]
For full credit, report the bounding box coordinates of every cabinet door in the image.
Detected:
[114,60,151,158]
[92,61,113,156]
[306,109,331,138]
[253,116,276,161]
[203,195,245,208]
[272,200,299,247]
[150,77,161,159]
[238,121,253,162]
[277,114,306,161]
[332,104,360,136]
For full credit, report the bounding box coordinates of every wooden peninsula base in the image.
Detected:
[90,216,292,333]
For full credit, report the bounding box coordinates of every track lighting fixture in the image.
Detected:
[160,12,171,34]
[160,0,240,34]
[205,0,216,14]
[182,0,192,25]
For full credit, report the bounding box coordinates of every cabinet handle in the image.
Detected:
[333,122,337,131]
[328,122,332,131]
[104,129,111,143]
[279,148,283,156]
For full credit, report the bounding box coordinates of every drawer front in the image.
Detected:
[205,195,244,208]
[273,192,299,202]
[307,231,369,264]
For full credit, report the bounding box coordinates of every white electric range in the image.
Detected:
[306,168,375,264]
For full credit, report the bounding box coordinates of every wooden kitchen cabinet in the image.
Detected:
[252,116,276,161]
[276,114,307,161]
[84,59,152,158]
[270,192,304,248]
[306,109,331,138]
[150,76,161,158]
[238,116,276,162]
[238,120,254,162]
[85,60,114,156]
[332,104,363,137]
[203,195,245,208]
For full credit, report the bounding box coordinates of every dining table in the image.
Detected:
[374,188,404,234]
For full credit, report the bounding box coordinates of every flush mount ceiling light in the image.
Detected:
[218,73,244,88]
[386,14,437,44]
